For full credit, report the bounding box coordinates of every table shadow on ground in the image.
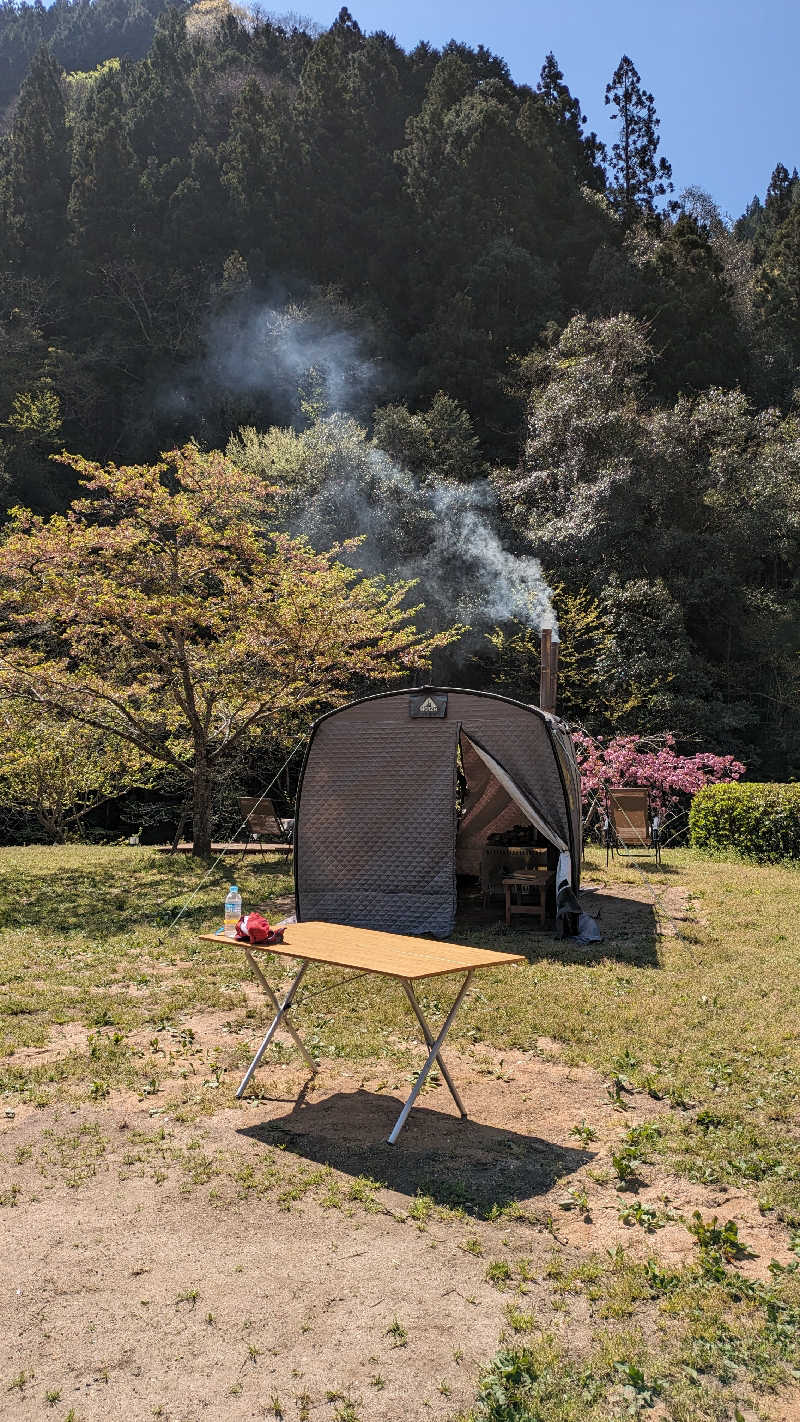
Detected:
[238,1090,593,1216]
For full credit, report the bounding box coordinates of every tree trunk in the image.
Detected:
[192,756,213,858]
[170,794,191,855]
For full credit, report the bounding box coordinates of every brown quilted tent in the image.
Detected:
[294,687,582,938]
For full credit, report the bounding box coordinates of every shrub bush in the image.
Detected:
[689,783,800,861]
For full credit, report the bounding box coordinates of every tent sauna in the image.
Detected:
[294,687,582,937]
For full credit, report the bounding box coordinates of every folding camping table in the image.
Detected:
[199,920,525,1144]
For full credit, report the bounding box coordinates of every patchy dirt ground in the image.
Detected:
[1,1039,797,1422]
[2,869,799,1422]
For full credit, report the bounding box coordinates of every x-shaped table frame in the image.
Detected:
[201,923,523,1144]
[236,945,475,1144]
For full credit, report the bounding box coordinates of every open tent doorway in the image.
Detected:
[294,687,581,938]
[456,732,572,920]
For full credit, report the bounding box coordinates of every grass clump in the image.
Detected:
[468,1241,800,1421]
[470,1336,596,1421]
[611,1123,662,1187]
[385,1316,408,1348]
[687,1211,746,1263]
[473,1241,800,1420]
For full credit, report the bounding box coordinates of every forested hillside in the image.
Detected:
[0,0,173,108]
[0,1,798,776]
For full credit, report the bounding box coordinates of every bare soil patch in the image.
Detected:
[1,1040,795,1420]
[2,852,799,1421]
[0,1162,502,1421]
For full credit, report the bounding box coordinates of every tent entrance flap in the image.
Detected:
[461,733,573,894]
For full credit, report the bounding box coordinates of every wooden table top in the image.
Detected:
[199,920,525,981]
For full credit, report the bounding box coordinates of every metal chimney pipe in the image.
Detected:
[549,638,559,713]
[539,627,552,711]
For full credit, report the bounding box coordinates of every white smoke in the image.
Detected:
[423,479,558,635]
[208,302,380,417]
[281,416,559,644]
[161,293,387,429]
[174,295,559,641]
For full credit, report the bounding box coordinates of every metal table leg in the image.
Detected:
[388,970,474,1144]
[236,954,316,1098]
[401,980,467,1119]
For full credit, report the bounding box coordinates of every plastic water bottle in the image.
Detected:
[224,885,242,933]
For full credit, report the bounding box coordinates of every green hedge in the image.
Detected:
[689,783,800,861]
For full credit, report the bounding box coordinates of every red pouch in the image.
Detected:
[235,912,270,943]
[235,913,285,947]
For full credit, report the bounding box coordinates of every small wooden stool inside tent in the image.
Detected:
[503,869,554,927]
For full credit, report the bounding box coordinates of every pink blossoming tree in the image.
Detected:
[573,731,745,838]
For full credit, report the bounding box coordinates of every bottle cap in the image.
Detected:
[230,885,238,893]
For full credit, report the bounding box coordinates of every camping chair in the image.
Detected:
[604,787,661,866]
[239,797,294,859]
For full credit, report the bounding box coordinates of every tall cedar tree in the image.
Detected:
[604,54,673,222]
[761,198,800,351]
[2,48,70,273]
[536,51,606,189]
[220,79,300,273]
[765,162,800,228]
[68,60,139,263]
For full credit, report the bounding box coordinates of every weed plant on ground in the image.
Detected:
[462,1233,800,1422]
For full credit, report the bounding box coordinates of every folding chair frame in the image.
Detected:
[604,788,662,867]
[239,796,294,861]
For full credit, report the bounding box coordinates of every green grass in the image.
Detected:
[0,845,294,1104]
[461,1237,800,1422]
[2,843,798,1216]
[2,841,800,1419]
[458,849,800,1224]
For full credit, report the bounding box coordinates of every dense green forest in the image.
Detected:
[0,0,798,780]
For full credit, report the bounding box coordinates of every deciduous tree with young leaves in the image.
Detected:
[0,700,150,841]
[0,445,457,855]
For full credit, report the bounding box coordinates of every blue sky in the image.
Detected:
[296,0,797,220]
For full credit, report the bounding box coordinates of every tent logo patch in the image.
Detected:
[410,692,448,719]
